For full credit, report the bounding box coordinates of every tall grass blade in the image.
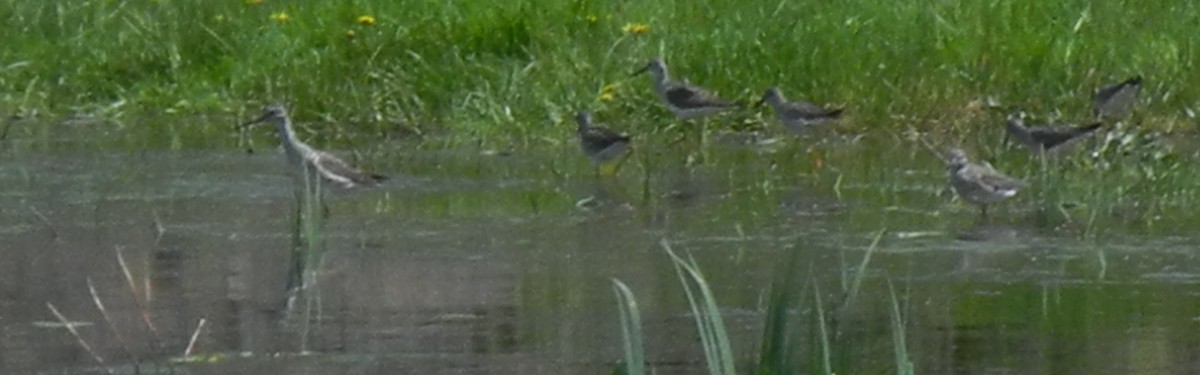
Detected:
[887,279,915,375]
[843,229,885,312]
[47,302,114,374]
[116,246,163,350]
[661,239,736,375]
[184,318,208,357]
[755,245,806,375]
[813,283,832,375]
[611,279,646,375]
[87,278,139,366]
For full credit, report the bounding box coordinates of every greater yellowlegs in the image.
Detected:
[242,104,386,188]
[575,111,632,174]
[757,87,843,133]
[1093,76,1142,120]
[1004,111,1102,153]
[945,149,1025,217]
[632,59,738,120]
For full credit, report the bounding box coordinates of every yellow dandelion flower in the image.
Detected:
[357,15,376,26]
[245,0,264,5]
[598,93,616,102]
[585,15,598,24]
[270,12,289,22]
[345,30,357,38]
[601,83,619,94]
[622,22,649,35]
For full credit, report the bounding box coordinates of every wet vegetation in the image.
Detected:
[2,0,1197,221]
[2,0,1198,140]
[4,0,1200,374]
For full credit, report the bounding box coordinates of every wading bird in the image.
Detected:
[574,111,632,175]
[633,59,738,120]
[945,148,1025,218]
[1093,76,1142,121]
[1004,111,1102,154]
[242,104,386,189]
[756,87,843,133]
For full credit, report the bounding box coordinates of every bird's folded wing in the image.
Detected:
[783,101,837,118]
[666,84,734,109]
[314,152,373,185]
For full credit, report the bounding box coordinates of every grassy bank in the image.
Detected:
[1,0,1197,146]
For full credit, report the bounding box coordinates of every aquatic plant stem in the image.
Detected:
[184,318,208,357]
[662,239,735,375]
[47,303,114,375]
[116,246,165,351]
[611,279,647,375]
[87,278,141,367]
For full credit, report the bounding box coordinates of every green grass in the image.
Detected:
[1,0,1197,148]
[5,0,1199,225]
[611,279,646,375]
[627,238,910,375]
[887,279,915,375]
[3,0,1199,233]
[812,283,833,375]
[754,243,808,375]
[840,229,885,312]
[663,240,736,375]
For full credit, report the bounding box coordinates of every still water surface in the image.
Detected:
[2,126,1200,374]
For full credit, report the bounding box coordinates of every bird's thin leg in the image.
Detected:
[611,148,634,178]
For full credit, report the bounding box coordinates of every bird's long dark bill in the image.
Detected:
[240,114,269,128]
[630,64,650,76]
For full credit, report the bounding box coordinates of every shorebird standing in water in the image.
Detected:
[574,111,632,176]
[1093,76,1142,121]
[945,149,1025,218]
[756,87,843,133]
[1004,111,1102,154]
[632,59,738,120]
[242,104,386,189]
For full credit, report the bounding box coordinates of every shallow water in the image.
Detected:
[3,126,1200,374]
